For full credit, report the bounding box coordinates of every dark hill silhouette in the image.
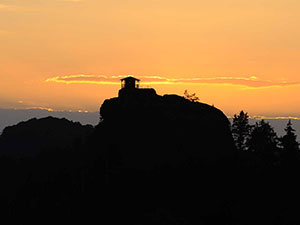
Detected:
[0,117,95,223]
[0,116,94,157]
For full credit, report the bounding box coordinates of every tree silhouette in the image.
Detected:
[231,111,252,151]
[279,120,299,164]
[248,120,279,163]
[184,90,200,102]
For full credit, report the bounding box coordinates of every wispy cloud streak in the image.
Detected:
[250,116,300,120]
[25,107,54,112]
[0,4,10,10]
[45,75,300,89]
[0,4,37,12]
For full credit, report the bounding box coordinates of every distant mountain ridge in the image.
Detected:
[0,108,99,133]
[0,116,94,157]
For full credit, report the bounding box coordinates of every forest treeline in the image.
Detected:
[231,111,300,168]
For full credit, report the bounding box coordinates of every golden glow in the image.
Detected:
[1,0,300,117]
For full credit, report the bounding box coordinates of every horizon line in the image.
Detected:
[1,107,300,121]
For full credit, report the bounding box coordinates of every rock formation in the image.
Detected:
[98,88,236,224]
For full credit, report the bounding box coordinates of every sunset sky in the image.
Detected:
[1,0,300,118]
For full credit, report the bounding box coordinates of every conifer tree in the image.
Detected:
[280,120,299,161]
[248,120,279,161]
[231,111,252,151]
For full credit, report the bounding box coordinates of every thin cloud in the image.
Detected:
[0,4,37,12]
[46,75,124,85]
[0,4,10,9]
[25,107,54,112]
[0,4,12,10]
[251,116,300,120]
[46,75,300,89]
[227,115,300,120]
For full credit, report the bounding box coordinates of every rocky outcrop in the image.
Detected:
[98,88,236,224]
[100,89,235,168]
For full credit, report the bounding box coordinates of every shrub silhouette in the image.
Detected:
[184,90,200,102]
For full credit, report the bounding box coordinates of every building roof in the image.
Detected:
[120,76,140,81]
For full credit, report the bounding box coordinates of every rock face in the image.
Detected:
[100,88,235,168]
[98,88,236,224]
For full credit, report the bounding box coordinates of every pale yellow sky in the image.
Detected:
[1,0,300,117]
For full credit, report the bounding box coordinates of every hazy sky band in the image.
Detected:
[46,75,300,88]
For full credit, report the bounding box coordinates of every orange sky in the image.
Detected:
[1,0,300,117]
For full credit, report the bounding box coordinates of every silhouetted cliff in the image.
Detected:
[100,90,235,169]
[97,89,236,224]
